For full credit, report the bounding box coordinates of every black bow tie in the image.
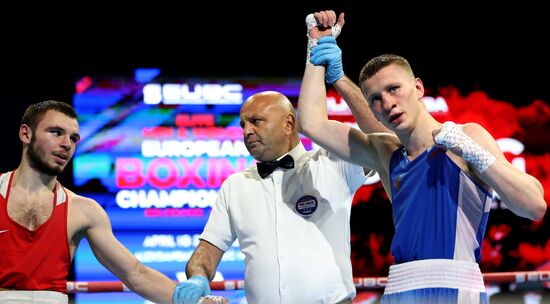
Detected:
[257,154,295,179]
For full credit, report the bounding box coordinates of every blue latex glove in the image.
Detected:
[309,36,343,84]
[172,275,211,304]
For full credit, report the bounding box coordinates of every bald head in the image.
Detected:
[240,91,300,161]
[242,91,296,117]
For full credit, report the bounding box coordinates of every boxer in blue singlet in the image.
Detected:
[299,10,547,303]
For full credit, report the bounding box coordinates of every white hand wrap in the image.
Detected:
[198,295,224,304]
[305,14,318,64]
[305,14,318,31]
[332,24,341,38]
[305,13,341,64]
[435,121,496,173]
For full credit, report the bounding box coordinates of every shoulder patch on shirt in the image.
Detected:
[295,195,317,217]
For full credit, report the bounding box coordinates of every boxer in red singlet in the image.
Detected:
[0,100,177,304]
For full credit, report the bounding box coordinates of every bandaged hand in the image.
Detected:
[434,121,496,173]
[310,36,343,84]
[172,275,211,304]
[198,295,229,304]
[305,10,343,63]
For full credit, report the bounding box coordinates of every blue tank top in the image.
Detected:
[389,146,495,264]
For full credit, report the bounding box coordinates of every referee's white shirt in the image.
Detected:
[200,143,366,304]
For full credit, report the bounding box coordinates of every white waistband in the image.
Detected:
[0,290,68,304]
[384,259,485,294]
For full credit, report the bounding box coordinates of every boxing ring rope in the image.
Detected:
[67,271,550,293]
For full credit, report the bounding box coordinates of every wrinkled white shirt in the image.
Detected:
[201,143,366,304]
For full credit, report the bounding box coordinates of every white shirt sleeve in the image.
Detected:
[199,179,237,252]
[326,149,367,192]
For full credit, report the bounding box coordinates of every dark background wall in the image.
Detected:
[2,2,548,173]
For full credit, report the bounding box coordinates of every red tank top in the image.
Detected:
[0,171,70,292]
